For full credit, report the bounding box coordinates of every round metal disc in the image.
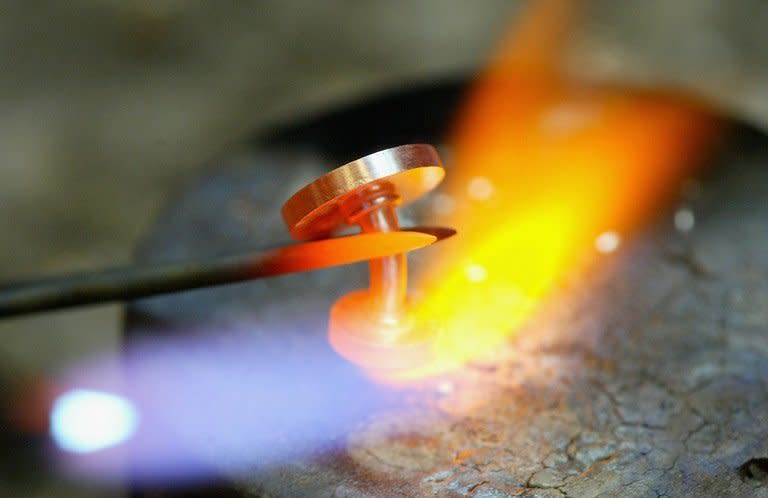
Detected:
[281,144,444,240]
[328,290,437,370]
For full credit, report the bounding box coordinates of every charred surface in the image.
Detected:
[127,118,768,497]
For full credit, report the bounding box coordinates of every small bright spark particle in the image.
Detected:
[465,263,488,283]
[595,231,621,254]
[431,193,456,216]
[467,176,494,201]
[50,389,139,454]
[674,208,695,232]
[539,101,598,135]
[437,381,454,394]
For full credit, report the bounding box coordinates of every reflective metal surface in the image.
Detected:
[281,144,445,240]
[282,144,451,370]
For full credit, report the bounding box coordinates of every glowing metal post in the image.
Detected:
[341,183,406,321]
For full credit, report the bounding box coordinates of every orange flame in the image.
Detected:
[397,0,719,380]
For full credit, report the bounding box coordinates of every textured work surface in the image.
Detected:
[2,2,766,495]
[127,130,768,497]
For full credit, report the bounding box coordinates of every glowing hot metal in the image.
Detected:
[282,144,451,369]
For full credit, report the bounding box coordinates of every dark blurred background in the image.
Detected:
[0,1,766,496]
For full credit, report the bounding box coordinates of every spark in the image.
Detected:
[467,176,494,201]
[674,208,695,232]
[539,101,598,134]
[595,231,621,254]
[464,263,489,283]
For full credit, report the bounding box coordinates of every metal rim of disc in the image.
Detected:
[281,144,445,240]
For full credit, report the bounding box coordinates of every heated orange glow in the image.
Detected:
[391,0,720,380]
[259,231,436,276]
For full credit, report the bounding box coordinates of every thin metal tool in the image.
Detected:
[0,144,453,320]
[0,229,451,318]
